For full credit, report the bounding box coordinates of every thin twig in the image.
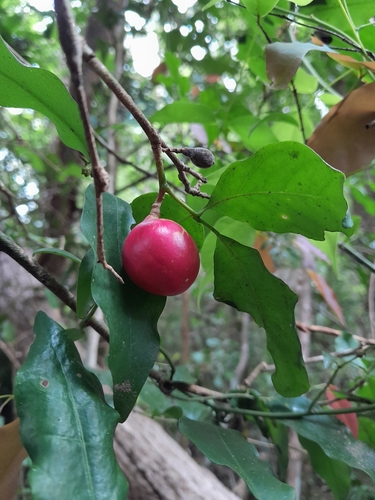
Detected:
[0,230,109,342]
[339,243,375,273]
[81,42,210,199]
[54,0,123,284]
[290,80,307,143]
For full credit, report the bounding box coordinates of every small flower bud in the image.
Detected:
[182,147,215,169]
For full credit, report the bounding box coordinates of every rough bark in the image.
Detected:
[114,411,242,500]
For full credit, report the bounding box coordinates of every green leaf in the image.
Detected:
[32,248,81,264]
[81,185,166,422]
[14,312,128,500]
[150,101,216,125]
[271,396,375,482]
[301,0,374,27]
[131,193,205,250]
[0,37,87,157]
[178,417,295,500]
[299,436,351,500]
[358,417,375,449]
[76,248,96,319]
[242,0,280,16]
[266,41,335,89]
[214,235,309,397]
[206,142,351,241]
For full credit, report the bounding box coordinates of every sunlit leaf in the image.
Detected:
[242,0,280,16]
[301,0,375,27]
[179,417,295,500]
[214,234,309,397]
[81,185,166,422]
[0,37,87,157]
[205,142,352,241]
[307,83,375,174]
[14,312,128,500]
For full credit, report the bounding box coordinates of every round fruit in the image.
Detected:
[122,216,200,296]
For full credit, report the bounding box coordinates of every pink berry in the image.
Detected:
[122,216,200,296]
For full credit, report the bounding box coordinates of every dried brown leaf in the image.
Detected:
[307,83,375,174]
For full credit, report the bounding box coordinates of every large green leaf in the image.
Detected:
[242,0,280,16]
[299,436,351,500]
[131,193,205,250]
[14,312,127,500]
[271,396,375,481]
[149,101,216,125]
[214,234,309,396]
[178,417,295,500]
[81,185,166,422]
[205,142,352,241]
[301,0,374,27]
[0,37,87,157]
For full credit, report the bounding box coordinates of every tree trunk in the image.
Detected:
[114,411,242,500]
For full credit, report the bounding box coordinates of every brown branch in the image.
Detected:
[296,321,375,345]
[54,0,123,284]
[81,42,210,199]
[0,230,109,342]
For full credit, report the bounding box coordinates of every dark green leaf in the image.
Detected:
[214,235,309,397]
[206,142,352,241]
[32,247,81,264]
[77,248,96,319]
[358,417,375,450]
[179,417,295,500]
[271,396,375,481]
[149,101,216,125]
[299,436,351,500]
[81,185,166,422]
[0,37,87,157]
[131,193,205,250]
[14,312,127,500]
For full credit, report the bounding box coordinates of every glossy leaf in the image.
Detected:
[81,184,166,422]
[131,193,205,249]
[299,436,351,500]
[206,142,352,241]
[178,417,295,500]
[14,312,128,500]
[0,419,28,500]
[76,248,96,319]
[0,37,87,157]
[150,101,215,124]
[214,234,309,397]
[271,396,375,481]
[33,247,81,264]
[266,42,335,89]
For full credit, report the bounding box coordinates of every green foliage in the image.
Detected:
[81,185,166,422]
[213,235,309,396]
[14,312,128,500]
[179,417,295,500]
[0,36,87,157]
[206,142,353,240]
